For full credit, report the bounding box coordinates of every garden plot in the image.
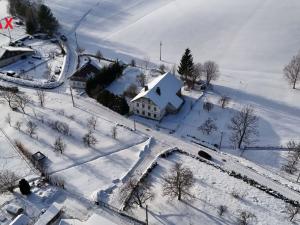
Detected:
[3,101,146,174]
[131,153,294,225]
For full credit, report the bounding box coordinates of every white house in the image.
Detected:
[69,60,100,89]
[130,72,183,120]
[0,46,34,68]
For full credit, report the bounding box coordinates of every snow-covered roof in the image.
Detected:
[0,46,34,58]
[59,214,118,225]
[35,203,62,225]
[9,214,29,225]
[131,72,183,109]
[70,60,101,81]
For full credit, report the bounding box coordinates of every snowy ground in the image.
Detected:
[41,0,300,171]
[130,152,297,225]
[1,88,148,199]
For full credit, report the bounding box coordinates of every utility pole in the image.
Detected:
[219,131,224,150]
[159,41,162,61]
[133,119,136,131]
[70,86,75,107]
[8,28,12,43]
[146,205,149,225]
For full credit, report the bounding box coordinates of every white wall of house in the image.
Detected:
[131,98,164,120]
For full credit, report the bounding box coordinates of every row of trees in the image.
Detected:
[178,48,219,88]
[86,62,125,96]
[8,0,59,35]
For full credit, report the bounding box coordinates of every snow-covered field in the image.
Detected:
[131,152,294,225]
[1,89,147,198]
[44,0,300,144]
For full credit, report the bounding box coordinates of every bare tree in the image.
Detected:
[15,94,31,114]
[15,121,22,131]
[83,131,97,147]
[218,205,227,217]
[190,63,203,88]
[112,126,117,139]
[219,96,230,109]
[0,91,17,109]
[162,163,194,201]
[0,170,19,193]
[284,204,300,222]
[26,121,38,138]
[87,116,97,131]
[203,101,214,112]
[120,177,154,208]
[228,106,259,149]
[282,141,300,174]
[143,56,150,70]
[203,61,219,86]
[159,64,167,74]
[95,49,103,62]
[37,89,46,107]
[5,113,11,127]
[283,53,300,89]
[54,136,66,154]
[199,118,217,135]
[124,84,138,98]
[237,211,257,225]
[136,73,147,87]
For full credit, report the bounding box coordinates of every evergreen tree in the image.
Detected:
[25,9,37,34]
[19,179,31,195]
[178,48,194,85]
[37,4,59,35]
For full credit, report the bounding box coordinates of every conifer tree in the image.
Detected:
[37,4,58,35]
[178,48,194,85]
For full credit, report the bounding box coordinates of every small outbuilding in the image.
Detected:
[69,60,100,89]
[0,46,35,68]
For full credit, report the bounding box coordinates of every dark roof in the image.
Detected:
[70,61,100,82]
[32,151,46,162]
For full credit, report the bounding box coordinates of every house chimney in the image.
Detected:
[144,85,148,91]
[156,87,161,96]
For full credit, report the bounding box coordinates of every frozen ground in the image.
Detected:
[1,88,147,199]
[44,0,300,147]
[131,152,297,225]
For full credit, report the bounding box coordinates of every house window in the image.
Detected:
[136,103,139,107]
[154,114,156,118]
[148,105,151,110]
[142,104,145,108]
[136,110,139,114]
[142,111,145,115]
[154,107,157,111]
[148,113,151,117]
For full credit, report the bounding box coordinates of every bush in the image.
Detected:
[96,90,129,115]
[86,62,125,96]
[19,179,31,195]
[198,150,212,160]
